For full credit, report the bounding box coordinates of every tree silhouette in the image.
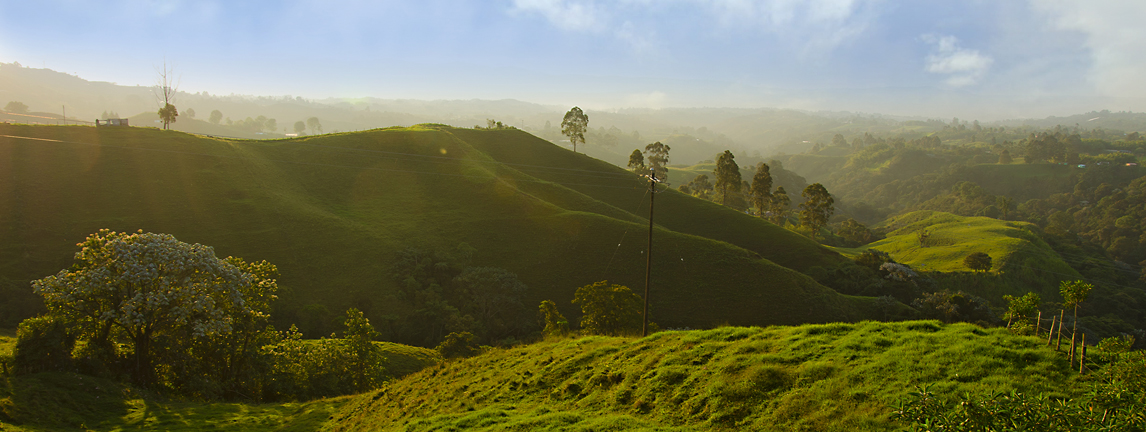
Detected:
[799,183,834,239]
[714,150,742,207]
[561,107,589,153]
[749,162,773,217]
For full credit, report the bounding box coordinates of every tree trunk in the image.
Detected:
[1056,309,1065,351]
[1070,305,1079,364]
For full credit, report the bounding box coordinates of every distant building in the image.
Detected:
[96,118,129,126]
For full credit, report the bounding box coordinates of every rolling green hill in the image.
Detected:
[865,211,1081,301]
[0,322,1081,431]
[0,123,863,338]
[329,321,1074,431]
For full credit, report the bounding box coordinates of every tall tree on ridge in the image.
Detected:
[628,149,648,176]
[714,150,742,207]
[749,162,773,217]
[561,107,588,153]
[154,60,179,130]
[799,183,834,239]
[644,141,671,183]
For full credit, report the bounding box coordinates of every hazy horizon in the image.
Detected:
[2,0,1144,121]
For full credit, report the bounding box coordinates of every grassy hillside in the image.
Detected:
[0,322,1080,431]
[0,124,859,336]
[865,211,1080,301]
[329,321,1076,431]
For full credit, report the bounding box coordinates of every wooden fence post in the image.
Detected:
[1079,333,1086,374]
[1035,311,1042,336]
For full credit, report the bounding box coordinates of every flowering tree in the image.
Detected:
[32,229,254,385]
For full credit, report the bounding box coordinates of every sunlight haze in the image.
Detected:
[0,0,1142,119]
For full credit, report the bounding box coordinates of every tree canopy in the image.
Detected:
[572,281,642,336]
[963,252,992,272]
[749,162,773,217]
[644,141,671,183]
[799,183,835,239]
[3,101,29,114]
[561,107,589,153]
[31,229,259,385]
[714,150,742,207]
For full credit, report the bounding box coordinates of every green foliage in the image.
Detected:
[1096,334,1135,355]
[626,149,647,176]
[3,101,29,114]
[0,124,866,343]
[390,246,529,347]
[572,281,642,336]
[157,103,178,129]
[998,148,1013,164]
[644,141,670,183]
[1060,280,1094,311]
[343,308,385,392]
[836,218,877,246]
[436,331,480,359]
[749,162,773,217]
[963,251,992,272]
[769,186,791,225]
[855,249,893,271]
[1001,292,1040,331]
[209,109,222,124]
[13,315,74,374]
[799,183,834,239]
[306,116,322,134]
[538,300,569,336]
[561,106,588,153]
[682,173,714,200]
[912,290,995,324]
[334,322,1076,432]
[32,229,256,386]
[895,350,1146,431]
[714,150,743,208]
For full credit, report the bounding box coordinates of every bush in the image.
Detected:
[963,252,992,272]
[573,281,644,336]
[13,315,75,374]
[436,331,480,359]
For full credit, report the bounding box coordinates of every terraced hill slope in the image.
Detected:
[0,124,864,335]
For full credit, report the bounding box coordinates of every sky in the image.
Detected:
[0,0,1143,120]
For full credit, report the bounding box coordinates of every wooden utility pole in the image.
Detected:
[643,171,657,337]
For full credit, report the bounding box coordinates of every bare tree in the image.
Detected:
[154,60,180,130]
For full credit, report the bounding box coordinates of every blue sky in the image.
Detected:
[1,0,1143,119]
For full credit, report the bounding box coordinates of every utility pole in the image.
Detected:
[643,171,657,337]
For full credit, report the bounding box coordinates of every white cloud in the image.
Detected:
[508,0,877,56]
[701,0,875,55]
[922,34,993,87]
[510,0,604,31]
[1029,0,1146,99]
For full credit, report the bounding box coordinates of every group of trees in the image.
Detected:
[538,280,646,338]
[388,245,531,347]
[627,141,671,182]
[3,101,29,113]
[13,230,386,401]
[635,146,837,241]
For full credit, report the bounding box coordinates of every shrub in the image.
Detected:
[436,331,480,359]
[963,252,992,272]
[13,315,75,374]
